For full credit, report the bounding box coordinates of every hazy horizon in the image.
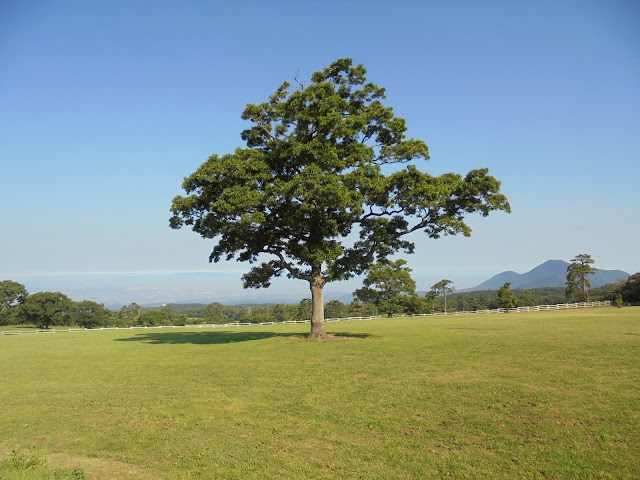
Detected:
[5,257,633,309]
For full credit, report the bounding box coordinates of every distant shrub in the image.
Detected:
[137,307,187,326]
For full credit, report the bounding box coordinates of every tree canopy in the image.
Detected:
[0,280,28,325]
[170,58,510,338]
[430,279,455,313]
[496,282,518,310]
[72,300,111,329]
[16,291,73,329]
[354,259,417,317]
[618,272,640,304]
[566,254,597,302]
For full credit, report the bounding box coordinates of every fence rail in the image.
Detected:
[0,300,612,336]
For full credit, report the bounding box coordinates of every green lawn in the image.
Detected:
[1,308,638,479]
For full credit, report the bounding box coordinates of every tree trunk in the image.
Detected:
[309,273,328,340]
[582,277,590,302]
[444,293,448,314]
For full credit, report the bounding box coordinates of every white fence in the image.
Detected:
[410,300,612,316]
[0,300,612,336]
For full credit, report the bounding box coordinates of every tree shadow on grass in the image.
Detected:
[327,332,373,339]
[115,331,372,345]
[115,331,306,345]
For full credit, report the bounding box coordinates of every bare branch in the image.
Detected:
[358,206,406,222]
[294,69,305,90]
[257,246,309,282]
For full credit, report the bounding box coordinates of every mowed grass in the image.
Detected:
[1,308,638,479]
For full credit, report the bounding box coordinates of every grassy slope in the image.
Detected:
[0,308,638,479]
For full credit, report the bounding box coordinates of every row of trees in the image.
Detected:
[1,278,636,330]
[0,281,376,328]
[195,299,377,324]
[350,260,548,316]
[0,281,188,329]
[0,283,112,329]
[3,254,637,328]
[563,253,639,306]
[347,253,638,316]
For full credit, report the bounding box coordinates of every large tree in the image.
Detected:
[170,58,510,339]
[566,254,597,302]
[354,259,417,317]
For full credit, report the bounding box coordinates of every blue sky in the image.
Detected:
[1,0,638,304]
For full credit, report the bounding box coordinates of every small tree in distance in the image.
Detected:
[204,302,229,324]
[566,254,597,302]
[496,282,518,310]
[430,279,455,314]
[425,290,438,313]
[72,300,111,328]
[354,259,417,317]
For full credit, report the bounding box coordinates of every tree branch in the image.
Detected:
[294,69,305,90]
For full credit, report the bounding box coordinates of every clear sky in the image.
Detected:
[1,0,639,303]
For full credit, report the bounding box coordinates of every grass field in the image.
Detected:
[1,307,638,479]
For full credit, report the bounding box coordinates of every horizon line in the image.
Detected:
[3,270,244,278]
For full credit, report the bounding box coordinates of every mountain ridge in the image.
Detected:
[464,259,629,291]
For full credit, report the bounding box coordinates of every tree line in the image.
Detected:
[2,263,637,329]
[0,283,187,329]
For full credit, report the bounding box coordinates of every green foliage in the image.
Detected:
[427,285,620,313]
[349,299,377,317]
[517,289,536,306]
[137,307,187,327]
[16,291,74,329]
[117,302,142,326]
[170,58,510,337]
[72,300,111,328]
[355,259,417,317]
[403,294,428,314]
[297,298,313,321]
[271,303,298,322]
[424,290,438,312]
[618,272,640,304]
[496,282,518,310]
[566,253,597,302]
[203,302,229,324]
[164,303,207,318]
[615,294,623,308]
[324,300,348,319]
[171,299,356,325]
[0,280,28,325]
[430,279,455,313]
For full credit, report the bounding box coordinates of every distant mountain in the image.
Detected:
[465,260,629,291]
